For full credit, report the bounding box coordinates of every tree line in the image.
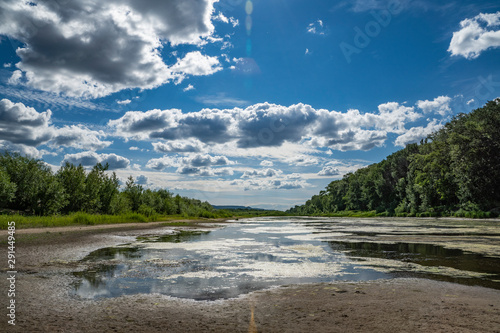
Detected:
[0,153,217,218]
[288,99,500,218]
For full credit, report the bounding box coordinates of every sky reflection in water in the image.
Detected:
[72,217,500,300]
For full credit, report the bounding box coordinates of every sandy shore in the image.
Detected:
[1,222,499,332]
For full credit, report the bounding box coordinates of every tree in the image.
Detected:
[289,99,500,216]
[124,176,143,212]
[0,167,16,207]
[57,162,86,213]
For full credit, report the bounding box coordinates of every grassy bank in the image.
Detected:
[0,212,207,230]
[0,210,289,230]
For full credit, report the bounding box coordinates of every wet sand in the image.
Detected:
[1,221,500,332]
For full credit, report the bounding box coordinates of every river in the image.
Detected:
[72,216,500,300]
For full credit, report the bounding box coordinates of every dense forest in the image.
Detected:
[288,99,500,218]
[0,153,218,218]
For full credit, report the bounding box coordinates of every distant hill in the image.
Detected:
[212,205,266,211]
[288,99,500,218]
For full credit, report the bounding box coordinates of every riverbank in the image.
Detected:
[1,219,499,332]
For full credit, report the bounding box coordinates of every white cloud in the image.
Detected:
[394,119,443,147]
[230,17,239,28]
[0,98,53,146]
[286,155,319,166]
[136,175,149,185]
[0,141,43,158]
[183,84,195,92]
[230,178,308,191]
[62,151,130,169]
[196,93,249,106]
[260,160,274,167]
[318,166,340,176]
[117,99,132,105]
[416,96,452,116]
[7,70,22,85]
[170,51,222,84]
[109,100,430,155]
[146,156,178,171]
[307,20,327,35]
[146,154,235,171]
[50,125,112,151]
[197,167,234,177]
[448,12,500,59]
[0,98,111,153]
[241,168,283,178]
[152,140,204,153]
[0,0,221,98]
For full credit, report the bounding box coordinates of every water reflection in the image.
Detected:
[72,217,500,300]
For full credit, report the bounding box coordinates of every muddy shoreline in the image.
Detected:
[1,220,500,332]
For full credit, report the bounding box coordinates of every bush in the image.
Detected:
[72,212,95,225]
[138,204,156,217]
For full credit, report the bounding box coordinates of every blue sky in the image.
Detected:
[0,0,499,210]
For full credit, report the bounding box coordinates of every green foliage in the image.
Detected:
[0,152,221,220]
[289,99,500,218]
[0,167,16,204]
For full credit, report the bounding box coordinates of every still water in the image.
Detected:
[72,217,500,300]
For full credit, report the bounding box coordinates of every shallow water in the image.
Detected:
[72,217,500,300]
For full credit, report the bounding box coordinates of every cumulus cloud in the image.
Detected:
[189,154,233,167]
[194,167,234,177]
[110,101,427,153]
[0,0,222,98]
[62,151,130,169]
[136,175,149,185]
[260,160,274,167]
[50,125,112,151]
[285,155,319,166]
[170,51,222,84]
[0,98,53,146]
[241,168,282,178]
[318,166,340,176]
[0,141,43,158]
[417,96,452,116]
[0,99,112,152]
[146,156,178,171]
[152,140,204,153]
[394,119,443,147]
[146,154,235,171]
[449,12,500,59]
[231,178,307,191]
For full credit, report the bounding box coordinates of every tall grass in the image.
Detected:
[0,212,168,230]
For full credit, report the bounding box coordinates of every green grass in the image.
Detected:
[0,210,282,230]
[0,212,186,230]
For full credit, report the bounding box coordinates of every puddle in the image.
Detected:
[72,217,500,300]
